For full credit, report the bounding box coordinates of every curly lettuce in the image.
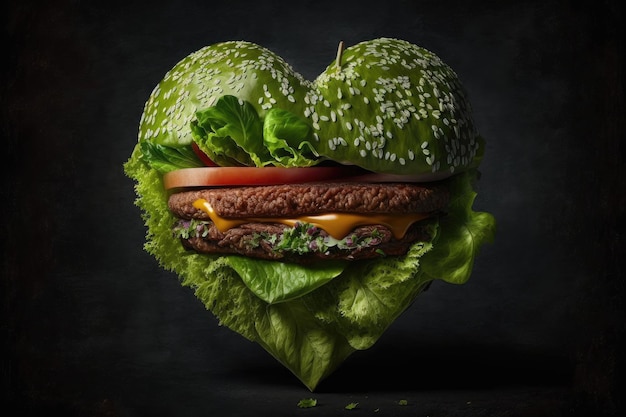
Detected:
[124,143,494,390]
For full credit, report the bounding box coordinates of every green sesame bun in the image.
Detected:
[138,38,483,177]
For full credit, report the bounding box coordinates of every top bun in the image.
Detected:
[138,38,483,176]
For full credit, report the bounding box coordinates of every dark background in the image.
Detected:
[2,0,624,416]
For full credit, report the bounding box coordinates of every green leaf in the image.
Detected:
[192,95,268,166]
[297,398,317,408]
[193,97,323,168]
[263,107,319,167]
[303,236,436,350]
[225,256,346,304]
[256,301,355,391]
[139,141,203,173]
[345,402,359,410]
[421,170,496,284]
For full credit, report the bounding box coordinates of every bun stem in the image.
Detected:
[335,40,345,72]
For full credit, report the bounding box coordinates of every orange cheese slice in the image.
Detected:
[192,198,430,240]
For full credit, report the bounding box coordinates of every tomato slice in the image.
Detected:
[163,166,357,189]
[162,166,451,190]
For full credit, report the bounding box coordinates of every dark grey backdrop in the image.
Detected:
[2,0,624,416]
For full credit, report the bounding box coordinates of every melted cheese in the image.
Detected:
[192,198,430,240]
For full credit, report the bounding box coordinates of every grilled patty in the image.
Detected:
[177,221,435,262]
[168,182,449,219]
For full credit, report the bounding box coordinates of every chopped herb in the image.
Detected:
[172,219,210,239]
[297,398,317,408]
[272,222,383,255]
[398,399,408,406]
[173,219,389,257]
[345,402,359,410]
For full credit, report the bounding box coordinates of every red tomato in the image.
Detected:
[191,142,218,167]
[162,166,449,189]
[163,166,356,189]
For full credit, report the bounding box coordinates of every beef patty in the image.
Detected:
[168,182,449,219]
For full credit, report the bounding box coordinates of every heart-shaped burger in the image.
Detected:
[125,38,495,390]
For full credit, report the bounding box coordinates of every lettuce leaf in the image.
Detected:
[125,141,495,390]
[193,96,323,168]
[262,108,319,167]
[421,172,496,284]
[139,141,204,173]
[225,257,346,304]
[192,95,268,166]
